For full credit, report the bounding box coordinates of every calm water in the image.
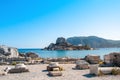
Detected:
[18,48,120,59]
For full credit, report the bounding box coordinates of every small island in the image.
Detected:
[44,37,92,50]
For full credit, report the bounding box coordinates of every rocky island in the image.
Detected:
[44,37,91,50]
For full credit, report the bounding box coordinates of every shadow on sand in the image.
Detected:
[83,74,96,78]
[42,70,48,72]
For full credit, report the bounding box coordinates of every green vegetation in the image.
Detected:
[67,36,120,48]
[111,68,120,75]
[98,70,104,76]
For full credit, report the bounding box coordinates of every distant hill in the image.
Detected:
[67,36,120,48]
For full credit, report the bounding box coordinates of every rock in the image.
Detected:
[104,52,120,67]
[48,71,62,76]
[47,43,55,50]
[26,52,39,59]
[85,54,100,64]
[8,64,29,73]
[56,37,66,45]
[0,45,19,58]
[0,48,5,55]
[49,62,59,67]
[76,60,89,69]
[19,53,26,57]
[4,52,11,56]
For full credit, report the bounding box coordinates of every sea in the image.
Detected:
[18,48,120,59]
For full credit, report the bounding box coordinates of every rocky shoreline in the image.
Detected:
[1,45,120,80]
[1,45,120,68]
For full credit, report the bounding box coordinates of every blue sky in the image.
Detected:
[0,0,120,48]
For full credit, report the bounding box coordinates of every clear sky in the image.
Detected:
[0,0,120,48]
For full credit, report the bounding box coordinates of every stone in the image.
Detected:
[104,52,120,67]
[8,64,29,73]
[76,60,89,69]
[56,37,66,45]
[85,54,100,64]
[47,62,61,71]
[47,43,55,50]
[0,48,5,55]
[15,64,27,68]
[53,68,59,71]
[19,53,26,57]
[8,68,29,73]
[48,71,62,76]
[26,52,39,59]
[49,62,59,67]
[0,45,19,58]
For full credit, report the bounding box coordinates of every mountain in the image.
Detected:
[67,36,120,48]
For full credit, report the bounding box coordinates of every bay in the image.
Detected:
[18,48,120,59]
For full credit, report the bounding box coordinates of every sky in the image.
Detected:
[0,0,120,48]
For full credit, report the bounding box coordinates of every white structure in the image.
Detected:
[90,64,119,75]
[78,44,82,46]
[0,45,19,58]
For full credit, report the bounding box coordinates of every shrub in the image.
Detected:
[99,61,104,65]
[11,62,17,65]
[111,68,120,75]
[11,61,20,65]
[59,66,65,71]
[98,70,104,76]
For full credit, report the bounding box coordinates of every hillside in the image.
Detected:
[67,36,120,48]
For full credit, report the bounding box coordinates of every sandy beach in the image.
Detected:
[0,64,120,80]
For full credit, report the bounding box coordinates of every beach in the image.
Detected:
[0,64,120,80]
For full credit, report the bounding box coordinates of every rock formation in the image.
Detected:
[0,45,19,58]
[104,52,120,67]
[44,37,91,50]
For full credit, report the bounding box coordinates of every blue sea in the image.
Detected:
[18,48,120,59]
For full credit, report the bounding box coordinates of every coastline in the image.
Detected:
[18,48,120,59]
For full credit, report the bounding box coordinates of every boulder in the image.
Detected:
[0,48,5,55]
[104,52,120,67]
[6,64,29,73]
[47,62,60,71]
[85,54,100,64]
[0,45,19,58]
[76,60,89,69]
[26,52,39,59]
[19,53,26,57]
